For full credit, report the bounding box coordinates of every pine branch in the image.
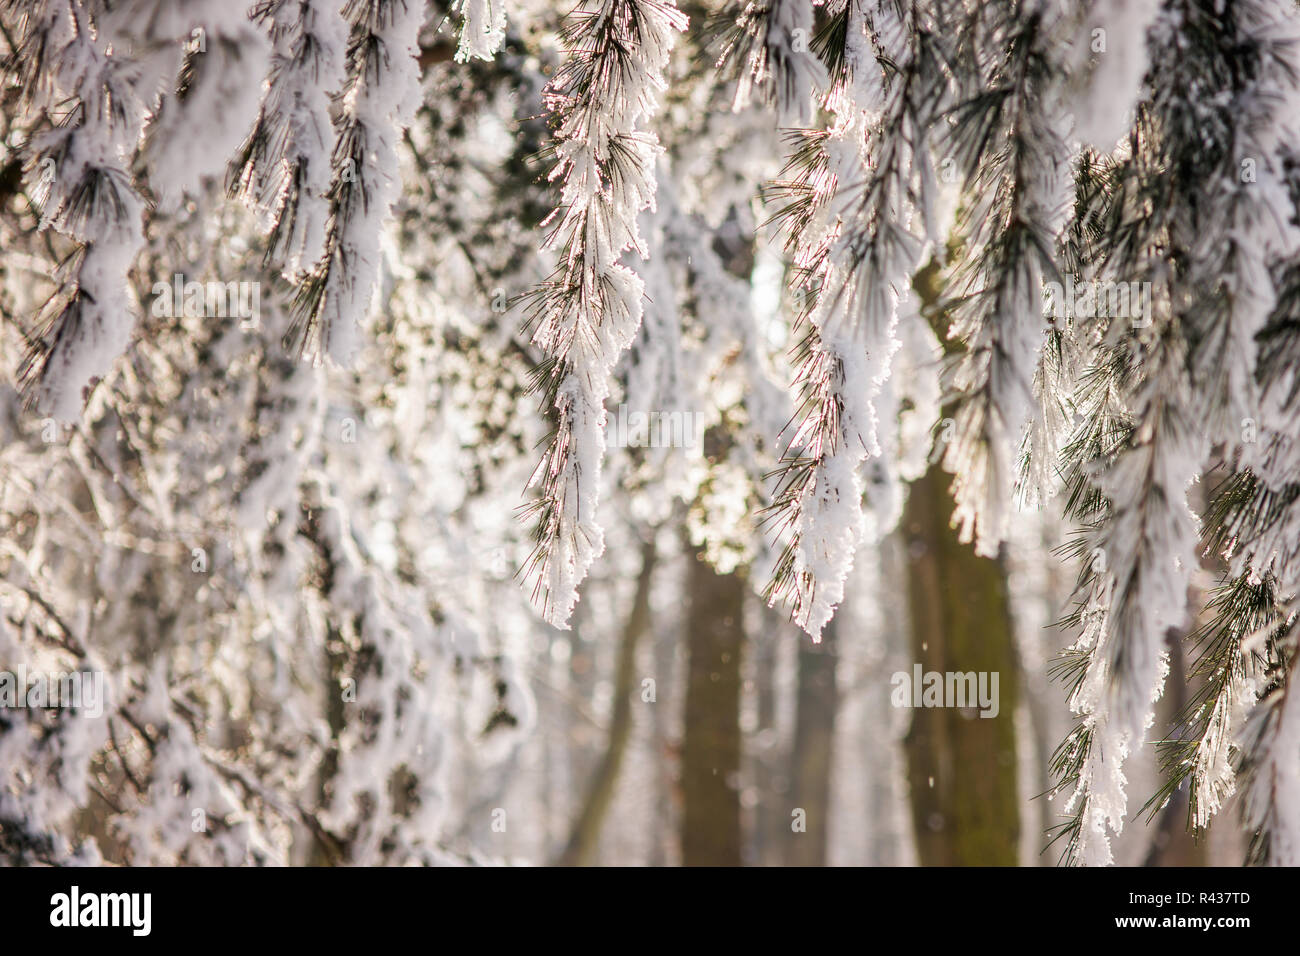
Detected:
[285,0,426,363]
[763,0,947,638]
[518,0,686,627]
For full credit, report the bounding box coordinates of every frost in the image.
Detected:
[454,0,508,63]
[521,0,687,627]
[1071,0,1163,149]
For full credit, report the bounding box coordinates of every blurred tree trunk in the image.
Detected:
[677,206,753,866]
[556,539,656,865]
[649,588,676,866]
[901,259,1020,866]
[900,460,1020,865]
[785,615,839,866]
[750,623,782,865]
[679,550,744,866]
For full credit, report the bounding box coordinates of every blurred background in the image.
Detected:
[0,0,1259,867]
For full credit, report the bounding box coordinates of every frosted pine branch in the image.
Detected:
[453,0,507,63]
[764,1,943,639]
[1049,0,1300,866]
[1238,622,1300,865]
[937,1,1072,556]
[1142,572,1275,834]
[1253,260,1300,490]
[717,0,827,127]
[520,0,686,627]
[230,0,350,275]
[1059,329,1201,866]
[138,3,271,212]
[1069,0,1162,150]
[17,0,147,420]
[287,0,426,363]
[1182,1,1300,458]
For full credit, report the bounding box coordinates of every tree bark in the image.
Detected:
[785,615,840,866]
[750,618,782,865]
[679,550,745,866]
[900,465,1020,865]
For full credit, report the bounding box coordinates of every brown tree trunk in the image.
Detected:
[679,550,745,866]
[750,620,782,865]
[897,259,1021,866]
[785,615,840,866]
[900,465,1020,865]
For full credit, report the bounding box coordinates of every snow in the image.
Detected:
[1071,0,1163,150]
[524,0,687,627]
[3,0,1300,869]
[454,0,508,62]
